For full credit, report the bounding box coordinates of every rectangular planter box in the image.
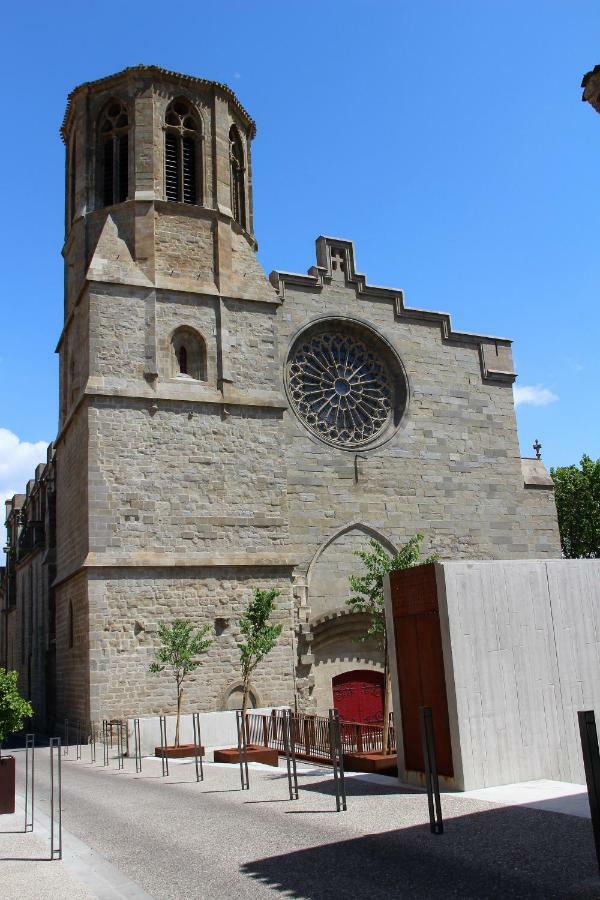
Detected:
[343,751,397,775]
[214,746,279,767]
[0,756,16,815]
[154,744,206,759]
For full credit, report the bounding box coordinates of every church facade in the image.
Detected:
[2,66,561,731]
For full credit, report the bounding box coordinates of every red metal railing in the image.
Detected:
[245,710,395,763]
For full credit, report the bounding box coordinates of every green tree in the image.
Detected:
[347,534,436,754]
[0,668,33,758]
[239,588,283,719]
[149,620,213,747]
[551,455,600,559]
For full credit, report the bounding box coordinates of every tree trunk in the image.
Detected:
[382,634,391,755]
[175,684,183,748]
[241,673,250,721]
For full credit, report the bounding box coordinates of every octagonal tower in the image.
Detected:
[54,67,292,726]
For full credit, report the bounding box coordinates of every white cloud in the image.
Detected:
[513,384,559,407]
[0,427,49,527]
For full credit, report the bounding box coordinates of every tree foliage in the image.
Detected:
[0,668,33,750]
[239,588,283,717]
[149,619,213,746]
[347,534,436,642]
[551,455,600,559]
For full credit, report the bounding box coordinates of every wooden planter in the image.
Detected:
[214,745,279,767]
[154,744,205,759]
[343,751,397,775]
[0,756,16,815]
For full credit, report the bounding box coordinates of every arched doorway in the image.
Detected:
[332,670,384,724]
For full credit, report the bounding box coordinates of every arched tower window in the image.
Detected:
[99,100,129,207]
[164,99,199,204]
[170,327,206,380]
[229,126,246,229]
[178,345,188,375]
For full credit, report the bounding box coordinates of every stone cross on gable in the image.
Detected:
[330,248,346,280]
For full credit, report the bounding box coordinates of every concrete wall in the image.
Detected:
[390,559,600,790]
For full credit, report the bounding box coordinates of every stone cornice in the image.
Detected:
[55,272,281,353]
[61,65,256,143]
[54,552,299,588]
[53,382,287,449]
[270,236,516,385]
[83,377,288,409]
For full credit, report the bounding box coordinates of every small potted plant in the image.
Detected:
[149,619,213,758]
[0,668,33,814]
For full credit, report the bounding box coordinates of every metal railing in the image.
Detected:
[245,710,395,763]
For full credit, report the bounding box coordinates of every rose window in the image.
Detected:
[287,331,395,448]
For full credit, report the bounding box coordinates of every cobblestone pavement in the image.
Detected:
[1,747,598,899]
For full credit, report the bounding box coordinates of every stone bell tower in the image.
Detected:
[55,66,294,726]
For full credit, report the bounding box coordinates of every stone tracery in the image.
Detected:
[287,331,393,448]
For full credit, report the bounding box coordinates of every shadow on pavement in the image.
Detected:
[241,803,599,899]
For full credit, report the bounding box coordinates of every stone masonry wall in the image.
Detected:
[278,275,562,580]
[55,408,88,581]
[88,400,288,557]
[155,212,215,284]
[55,570,90,727]
[87,567,294,721]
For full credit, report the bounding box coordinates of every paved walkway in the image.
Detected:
[1,746,598,898]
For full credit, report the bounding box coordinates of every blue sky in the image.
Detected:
[1,0,599,509]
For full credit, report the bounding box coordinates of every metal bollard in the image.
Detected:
[116,721,124,770]
[578,710,600,872]
[76,719,82,760]
[419,706,444,835]
[283,710,299,801]
[334,710,347,811]
[24,733,35,832]
[49,738,62,860]
[236,710,250,790]
[63,719,69,757]
[133,718,142,773]
[102,719,109,766]
[192,712,203,782]
[89,722,96,764]
[328,709,347,812]
[159,716,169,777]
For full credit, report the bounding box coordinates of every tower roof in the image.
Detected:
[60,64,256,142]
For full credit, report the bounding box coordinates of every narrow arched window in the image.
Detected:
[229,126,246,228]
[171,327,206,380]
[164,99,199,204]
[99,100,129,207]
[178,345,188,375]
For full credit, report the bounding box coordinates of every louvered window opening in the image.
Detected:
[229,126,246,229]
[99,101,129,207]
[164,99,199,204]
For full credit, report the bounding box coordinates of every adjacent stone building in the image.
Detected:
[2,65,561,731]
[2,446,56,730]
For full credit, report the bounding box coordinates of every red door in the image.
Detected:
[332,670,384,724]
